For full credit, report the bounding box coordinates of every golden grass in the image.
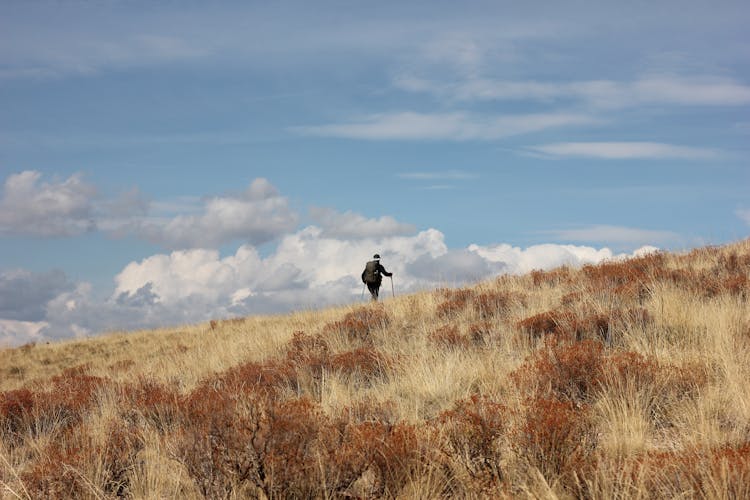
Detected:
[1,239,749,498]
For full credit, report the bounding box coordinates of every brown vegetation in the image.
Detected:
[2,239,750,498]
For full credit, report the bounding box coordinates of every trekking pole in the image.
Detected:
[361,283,366,300]
[390,276,395,298]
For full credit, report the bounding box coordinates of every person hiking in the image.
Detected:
[361,254,392,301]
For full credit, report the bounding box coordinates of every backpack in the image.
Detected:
[362,260,381,284]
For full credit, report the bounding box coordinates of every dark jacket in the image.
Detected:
[361,260,392,285]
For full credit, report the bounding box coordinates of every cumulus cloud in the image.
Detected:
[736,208,750,226]
[528,142,721,160]
[2,224,661,346]
[0,269,73,321]
[0,170,97,237]
[119,178,298,249]
[0,319,48,347]
[310,207,416,239]
[469,243,626,275]
[293,111,597,141]
[409,249,503,283]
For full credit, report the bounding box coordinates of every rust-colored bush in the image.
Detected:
[517,311,562,338]
[120,378,181,431]
[286,331,330,378]
[429,325,470,349]
[723,273,749,298]
[436,288,474,318]
[473,291,519,319]
[0,388,35,447]
[22,420,142,498]
[518,307,649,342]
[328,347,388,381]
[632,443,750,497]
[177,373,343,498]
[438,395,507,489]
[175,384,275,498]
[219,358,298,397]
[514,396,594,484]
[324,305,390,341]
[261,398,335,498]
[330,421,426,497]
[511,338,605,403]
[512,337,708,410]
[582,257,657,302]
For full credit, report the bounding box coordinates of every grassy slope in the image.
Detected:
[1,239,749,498]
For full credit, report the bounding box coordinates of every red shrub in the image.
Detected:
[517,311,561,338]
[511,338,605,403]
[330,421,425,497]
[512,337,708,413]
[175,384,266,498]
[285,331,330,378]
[438,395,507,489]
[518,307,650,342]
[633,443,750,497]
[220,358,298,397]
[514,396,594,483]
[583,258,655,302]
[22,420,142,498]
[328,347,389,381]
[429,325,470,349]
[473,291,520,319]
[436,288,474,318]
[0,388,35,447]
[724,274,749,298]
[324,306,390,341]
[120,378,181,432]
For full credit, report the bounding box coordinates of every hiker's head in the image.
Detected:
[373,254,380,260]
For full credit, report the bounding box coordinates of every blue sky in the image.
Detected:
[1,1,748,345]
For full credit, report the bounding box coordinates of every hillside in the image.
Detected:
[1,240,749,499]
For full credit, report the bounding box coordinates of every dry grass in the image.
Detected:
[1,239,749,498]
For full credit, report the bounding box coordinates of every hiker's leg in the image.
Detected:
[368,283,378,300]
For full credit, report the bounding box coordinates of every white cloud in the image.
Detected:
[309,207,416,239]
[294,111,597,141]
[397,170,477,180]
[0,31,208,80]
[528,142,721,160]
[0,170,97,237]
[2,222,661,346]
[0,319,48,347]
[395,74,750,108]
[542,225,680,246]
[737,208,750,226]
[119,178,298,249]
[469,243,622,275]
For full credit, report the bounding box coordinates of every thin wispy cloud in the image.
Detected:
[398,170,477,180]
[294,111,597,141]
[542,225,680,245]
[394,74,750,108]
[528,142,722,160]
